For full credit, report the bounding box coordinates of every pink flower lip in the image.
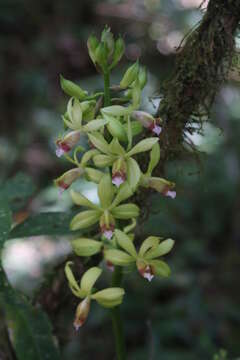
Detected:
[101,224,115,240]
[103,229,114,240]
[166,190,176,199]
[149,122,162,136]
[112,175,125,187]
[152,124,162,136]
[112,171,126,188]
[142,265,154,282]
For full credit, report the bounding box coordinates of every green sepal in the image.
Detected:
[111,204,139,219]
[115,229,137,258]
[104,249,135,266]
[72,238,102,256]
[70,210,100,230]
[80,267,102,294]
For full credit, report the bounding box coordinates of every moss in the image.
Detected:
[156,0,240,171]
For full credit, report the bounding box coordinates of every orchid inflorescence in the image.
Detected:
[54,27,176,329]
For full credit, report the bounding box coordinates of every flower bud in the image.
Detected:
[112,158,127,187]
[87,34,99,65]
[56,131,81,157]
[136,259,154,282]
[101,26,114,58]
[138,66,147,89]
[120,62,139,89]
[54,167,84,194]
[131,111,162,136]
[60,75,88,100]
[110,37,125,69]
[100,212,115,240]
[95,42,108,71]
[148,177,176,198]
[74,297,91,330]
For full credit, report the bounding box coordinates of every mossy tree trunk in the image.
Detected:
[157,0,240,170]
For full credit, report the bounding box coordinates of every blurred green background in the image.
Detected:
[1,0,240,359]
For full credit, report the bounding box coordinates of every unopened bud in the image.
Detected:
[132,111,162,136]
[120,61,139,89]
[54,167,84,194]
[87,34,99,65]
[148,177,176,198]
[74,298,91,330]
[101,26,114,58]
[56,131,81,157]
[110,37,125,69]
[60,75,88,100]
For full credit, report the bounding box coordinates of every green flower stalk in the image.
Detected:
[54,26,176,359]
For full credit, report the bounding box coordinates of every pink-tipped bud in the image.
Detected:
[74,298,91,330]
[137,260,154,282]
[132,111,162,136]
[56,131,81,157]
[54,167,84,194]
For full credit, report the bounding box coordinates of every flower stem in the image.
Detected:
[111,266,126,360]
[104,69,126,359]
[104,71,111,107]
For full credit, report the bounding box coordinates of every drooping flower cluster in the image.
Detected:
[55,27,176,328]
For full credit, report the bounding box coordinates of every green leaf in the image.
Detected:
[8,212,76,239]
[0,195,12,249]
[0,269,60,360]
[1,173,36,212]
